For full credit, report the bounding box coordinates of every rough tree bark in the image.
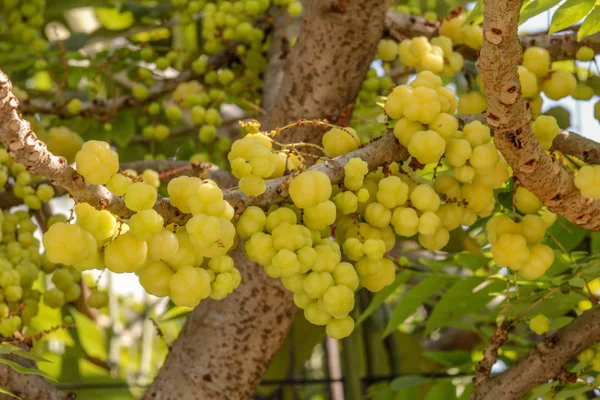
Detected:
[478,0,600,231]
[143,1,391,399]
[472,304,600,400]
[266,0,392,142]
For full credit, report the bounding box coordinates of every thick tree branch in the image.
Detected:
[0,69,187,222]
[472,304,600,400]
[384,11,600,60]
[266,0,392,143]
[478,0,600,232]
[0,353,67,400]
[144,1,393,399]
[457,114,600,165]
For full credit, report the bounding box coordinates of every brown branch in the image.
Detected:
[0,69,185,223]
[472,304,600,400]
[120,160,238,188]
[472,0,600,397]
[0,352,68,400]
[552,131,600,165]
[457,114,600,165]
[478,0,600,232]
[473,321,511,388]
[18,50,237,119]
[225,131,408,212]
[384,11,600,61]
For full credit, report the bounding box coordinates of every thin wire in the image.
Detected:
[55,372,470,390]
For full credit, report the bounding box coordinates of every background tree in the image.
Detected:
[2,0,600,400]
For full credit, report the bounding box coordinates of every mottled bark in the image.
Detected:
[266,0,392,143]
[144,1,392,399]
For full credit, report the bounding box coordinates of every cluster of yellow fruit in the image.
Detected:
[42,140,241,309]
[377,35,462,77]
[386,72,503,218]
[0,209,44,335]
[228,124,301,196]
[578,343,600,372]
[0,148,55,210]
[575,165,600,199]
[487,209,555,280]
[239,167,393,340]
[384,70,561,277]
[439,12,483,51]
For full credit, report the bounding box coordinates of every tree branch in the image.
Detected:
[0,352,67,400]
[472,304,600,400]
[478,0,600,233]
[144,1,393,399]
[0,69,186,222]
[18,50,236,119]
[457,114,600,165]
[384,11,600,60]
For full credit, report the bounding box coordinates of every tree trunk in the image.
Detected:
[142,247,295,400]
[144,1,390,399]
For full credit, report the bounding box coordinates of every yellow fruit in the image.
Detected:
[520,214,546,245]
[458,92,487,114]
[491,233,530,270]
[541,71,577,100]
[104,232,148,273]
[385,85,413,119]
[532,115,559,150]
[515,187,542,214]
[576,46,595,62]
[138,261,174,297]
[377,39,398,61]
[411,184,440,212]
[326,316,354,339]
[529,314,549,335]
[523,47,550,78]
[75,140,119,185]
[393,118,424,147]
[169,266,211,307]
[407,130,446,164]
[322,127,360,157]
[359,257,395,292]
[289,171,332,209]
[519,243,554,279]
[518,66,539,99]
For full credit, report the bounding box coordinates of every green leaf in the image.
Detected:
[568,277,586,288]
[549,316,573,330]
[578,6,600,40]
[453,253,491,270]
[357,271,411,325]
[425,277,484,335]
[423,350,472,367]
[383,277,447,337]
[546,216,588,252]
[591,232,600,254]
[110,110,136,148]
[550,0,596,34]
[424,380,456,400]
[0,358,57,382]
[0,344,50,363]
[0,385,21,399]
[585,75,600,96]
[158,306,193,322]
[390,375,432,391]
[520,0,563,24]
[464,0,483,25]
